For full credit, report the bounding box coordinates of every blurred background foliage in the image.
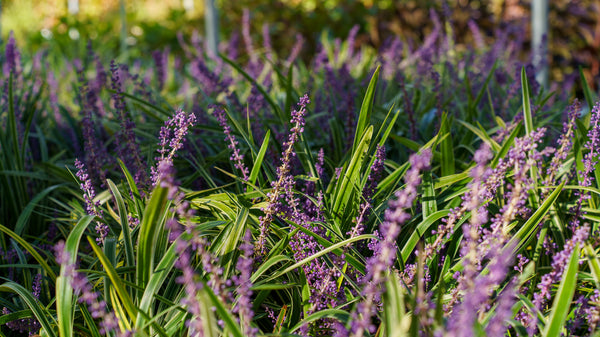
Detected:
[2,0,600,88]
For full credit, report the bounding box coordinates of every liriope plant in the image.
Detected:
[2,8,600,337]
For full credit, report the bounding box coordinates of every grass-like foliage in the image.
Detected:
[1,8,599,337]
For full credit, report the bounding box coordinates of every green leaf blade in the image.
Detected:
[542,243,580,337]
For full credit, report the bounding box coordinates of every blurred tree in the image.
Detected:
[0,0,597,90]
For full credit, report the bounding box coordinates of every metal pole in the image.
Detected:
[68,0,79,15]
[532,0,548,90]
[204,0,219,56]
[120,0,127,58]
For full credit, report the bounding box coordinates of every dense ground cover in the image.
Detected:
[1,7,600,337]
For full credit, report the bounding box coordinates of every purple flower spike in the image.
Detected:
[242,9,254,59]
[152,48,169,90]
[446,246,514,337]
[346,25,360,61]
[151,109,197,186]
[350,149,432,337]
[54,241,132,336]
[529,224,590,332]
[348,146,386,240]
[175,227,232,336]
[110,60,148,190]
[157,160,180,201]
[75,159,108,244]
[571,100,600,228]
[262,23,273,62]
[213,106,249,181]
[3,31,21,77]
[1,274,42,334]
[286,34,305,66]
[584,290,600,332]
[544,99,579,189]
[468,20,485,49]
[485,281,517,337]
[256,94,310,258]
[233,230,257,337]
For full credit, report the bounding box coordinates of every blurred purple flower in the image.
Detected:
[425,143,492,261]
[468,20,485,50]
[232,230,258,337]
[262,23,273,62]
[54,241,130,336]
[242,9,254,58]
[227,31,240,61]
[346,25,359,61]
[286,34,305,66]
[446,247,514,337]
[190,57,228,96]
[152,48,169,90]
[75,63,111,186]
[110,60,148,190]
[486,280,517,336]
[351,149,432,336]
[379,37,403,79]
[3,31,21,77]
